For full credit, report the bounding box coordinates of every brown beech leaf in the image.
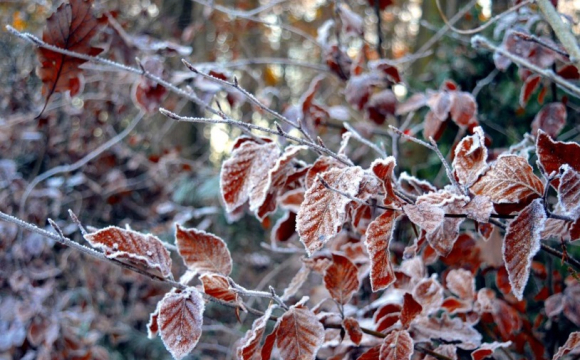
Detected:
[471,341,512,360]
[366,90,397,125]
[446,269,475,300]
[220,138,280,213]
[260,322,279,360]
[279,189,305,213]
[403,203,445,233]
[379,329,414,360]
[492,299,522,340]
[453,126,488,187]
[36,0,104,114]
[365,210,399,292]
[297,166,364,255]
[342,317,363,345]
[471,154,544,204]
[147,306,160,339]
[503,199,546,300]
[558,165,580,215]
[450,92,477,127]
[84,226,172,278]
[133,56,167,113]
[532,103,566,138]
[553,332,580,360]
[250,145,307,220]
[175,224,232,276]
[157,288,204,360]
[374,303,403,323]
[236,305,274,360]
[305,156,347,190]
[401,293,422,329]
[427,91,452,120]
[276,304,325,360]
[412,276,444,315]
[463,195,494,223]
[345,74,380,110]
[536,130,580,188]
[357,345,381,360]
[371,157,400,205]
[424,110,447,141]
[412,313,482,350]
[398,172,436,196]
[271,211,297,244]
[520,75,541,108]
[337,4,363,36]
[396,92,427,115]
[426,345,457,360]
[199,273,239,304]
[324,253,360,305]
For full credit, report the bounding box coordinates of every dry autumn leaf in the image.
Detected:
[379,329,414,360]
[175,224,232,276]
[276,304,325,360]
[364,210,399,292]
[37,0,104,114]
[324,253,360,305]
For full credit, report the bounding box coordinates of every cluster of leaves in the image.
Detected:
[3,0,580,359]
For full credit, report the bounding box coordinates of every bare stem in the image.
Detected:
[535,0,580,68]
[344,123,387,158]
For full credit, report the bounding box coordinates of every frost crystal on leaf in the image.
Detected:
[297,166,364,255]
[323,253,360,305]
[276,304,325,360]
[175,224,232,276]
[84,226,172,279]
[220,138,280,213]
[503,199,546,300]
[236,305,274,360]
[553,332,580,360]
[536,130,580,188]
[558,164,580,215]
[364,210,399,292]
[199,273,240,305]
[342,317,363,345]
[471,154,544,204]
[157,288,204,360]
[452,126,488,187]
[379,329,413,360]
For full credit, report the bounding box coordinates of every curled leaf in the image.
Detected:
[175,224,232,276]
[365,210,399,292]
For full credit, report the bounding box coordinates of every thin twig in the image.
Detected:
[535,0,580,68]
[19,111,144,219]
[159,108,353,166]
[512,31,570,59]
[344,123,388,158]
[429,136,464,194]
[435,0,533,35]
[472,35,580,99]
[229,280,289,310]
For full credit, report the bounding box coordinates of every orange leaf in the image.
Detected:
[536,130,580,188]
[276,304,325,360]
[342,317,363,345]
[175,224,232,275]
[379,329,414,360]
[84,226,172,278]
[503,199,546,300]
[36,0,104,114]
[400,293,422,329]
[531,103,566,138]
[199,273,239,304]
[157,289,204,360]
[452,127,488,187]
[365,210,398,292]
[236,305,274,360]
[324,253,360,305]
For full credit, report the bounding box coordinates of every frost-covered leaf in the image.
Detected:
[250,145,306,220]
[261,323,279,360]
[400,293,422,329]
[276,304,325,360]
[403,203,444,233]
[199,273,239,304]
[342,317,363,345]
[450,92,477,127]
[366,90,397,125]
[157,288,204,360]
[345,74,380,110]
[147,305,160,339]
[281,264,310,301]
[412,313,482,350]
[305,156,347,190]
[492,299,522,340]
[324,253,360,305]
[472,341,512,360]
[236,305,274,360]
[425,345,457,360]
[221,138,280,213]
[357,345,381,360]
[553,332,580,360]
[503,199,546,300]
[337,4,363,36]
[84,226,172,278]
[175,224,232,275]
[471,154,544,204]
[371,157,400,205]
[520,75,541,108]
[396,93,427,115]
[536,130,580,188]
[532,103,566,138]
[427,91,452,120]
[279,189,305,213]
[272,211,297,244]
[453,127,488,187]
[558,165,580,215]
[365,210,398,292]
[446,269,475,300]
[412,275,444,315]
[463,195,493,223]
[297,166,364,255]
[398,172,436,197]
[379,329,413,360]
[424,110,447,141]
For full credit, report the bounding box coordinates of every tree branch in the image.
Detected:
[535,0,580,68]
